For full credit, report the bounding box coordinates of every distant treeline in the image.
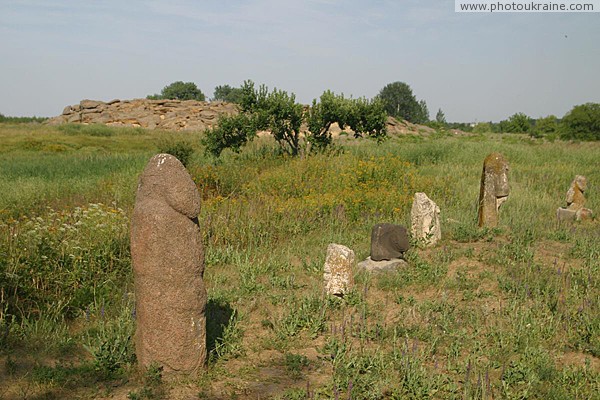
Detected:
[442,103,600,141]
[0,113,48,124]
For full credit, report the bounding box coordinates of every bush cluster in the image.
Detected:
[203,80,387,157]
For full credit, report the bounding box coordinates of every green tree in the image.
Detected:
[204,81,303,156]
[561,103,600,141]
[204,81,388,157]
[417,100,430,123]
[346,97,387,142]
[213,84,244,103]
[307,91,387,150]
[435,108,446,124]
[306,90,348,150]
[203,113,257,157]
[530,115,558,138]
[148,81,205,101]
[504,112,531,133]
[377,81,427,124]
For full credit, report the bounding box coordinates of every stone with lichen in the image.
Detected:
[477,152,509,228]
[323,244,355,296]
[411,192,441,246]
[130,153,207,377]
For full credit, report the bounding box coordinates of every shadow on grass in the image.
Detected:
[206,298,235,361]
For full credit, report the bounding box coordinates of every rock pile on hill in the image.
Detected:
[48,98,445,136]
[47,99,238,131]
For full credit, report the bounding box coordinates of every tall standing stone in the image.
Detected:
[477,152,510,228]
[323,244,355,296]
[410,192,441,246]
[130,154,207,376]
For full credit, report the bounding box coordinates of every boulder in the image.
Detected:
[80,99,104,109]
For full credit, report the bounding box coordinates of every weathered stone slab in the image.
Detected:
[557,207,577,222]
[357,257,408,273]
[478,152,509,228]
[130,154,207,376]
[323,243,355,296]
[411,192,441,246]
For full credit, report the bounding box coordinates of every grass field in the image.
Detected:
[0,122,599,399]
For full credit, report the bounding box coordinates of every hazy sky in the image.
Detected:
[1,0,599,121]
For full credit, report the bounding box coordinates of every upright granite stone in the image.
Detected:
[557,175,593,222]
[323,244,355,296]
[410,192,441,246]
[477,152,510,228]
[370,223,410,261]
[130,154,207,376]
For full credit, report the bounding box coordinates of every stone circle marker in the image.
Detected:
[410,192,441,246]
[557,175,593,222]
[323,244,355,296]
[477,152,509,228]
[130,154,207,376]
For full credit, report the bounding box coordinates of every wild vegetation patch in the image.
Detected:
[0,124,598,399]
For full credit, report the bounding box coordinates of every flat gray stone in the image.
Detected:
[357,257,408,273]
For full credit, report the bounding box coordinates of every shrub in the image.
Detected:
[158,140,194,167]
[213,84,243,103]
[147,81,205,101]
[504,112,532,133]
[530,115,558,138]
[473,122,492,133]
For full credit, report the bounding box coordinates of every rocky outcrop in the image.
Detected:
[48,98,447,136]
[48,99,239,131]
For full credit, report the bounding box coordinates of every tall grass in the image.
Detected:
[1,124,599,398]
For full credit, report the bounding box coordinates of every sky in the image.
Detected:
[1,0,599,122]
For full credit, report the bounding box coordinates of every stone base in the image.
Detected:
[557,207,577,222]
[557,207,594,222]
[357,257,408,273]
